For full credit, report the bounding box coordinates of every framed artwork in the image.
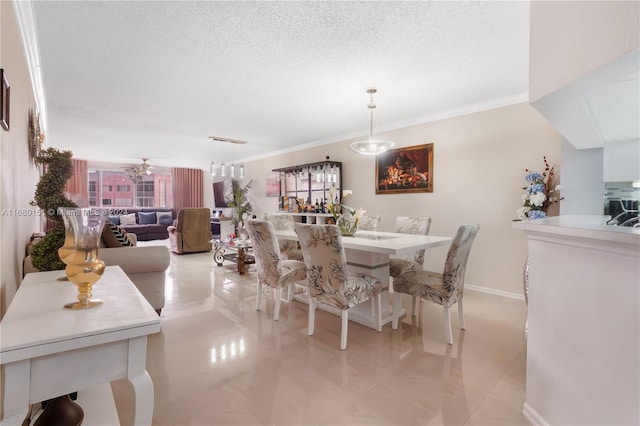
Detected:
[375,143,434,194]
[265,172,281,197]
[1,69,9,131]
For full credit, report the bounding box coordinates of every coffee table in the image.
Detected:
[211,239,255,275]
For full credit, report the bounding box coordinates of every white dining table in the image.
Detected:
[273,228,451,329]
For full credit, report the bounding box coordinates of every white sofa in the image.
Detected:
[23,238,170,315]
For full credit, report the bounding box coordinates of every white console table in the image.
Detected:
[0,266,161,425]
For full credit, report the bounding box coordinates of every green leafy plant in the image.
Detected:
[29,148,77,271]
[225,179,253,228]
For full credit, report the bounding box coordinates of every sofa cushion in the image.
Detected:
[108,215,121,225]
[102,221,135,247]
[138,211,157,225]
[120,213,137,225]
[157,211,173,225]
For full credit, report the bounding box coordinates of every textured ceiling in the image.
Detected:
[32,1,529,169]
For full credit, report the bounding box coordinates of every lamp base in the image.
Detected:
[33,395,84,426]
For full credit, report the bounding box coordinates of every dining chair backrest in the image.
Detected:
[245,219,285,287]
[264,213,295,230]
[294,223,350,308]
[358,214,382,231]
[441,223,480,299]
[264,213,302,254]
[394,216,432,264]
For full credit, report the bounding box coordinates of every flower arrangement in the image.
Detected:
[326,188,366,235]
[517,157,563,220]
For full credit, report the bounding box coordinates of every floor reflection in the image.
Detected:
[112,244,528,425]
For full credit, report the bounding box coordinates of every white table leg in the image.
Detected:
[128,371,155,426]
[127,337,154,426]
[290,247,406,330]
[344,248,399,328]
[2,360,30,421]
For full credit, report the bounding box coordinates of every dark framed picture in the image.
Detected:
[1,69,9,131]
[375,143,434,194]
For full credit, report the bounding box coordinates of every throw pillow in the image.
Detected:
[138,211,157,225]
[120,213,137,225]
[102,221,135,247]
[157,212,174,225]
[108,215,120,225]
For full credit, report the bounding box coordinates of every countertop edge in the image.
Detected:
[513,215,640,246]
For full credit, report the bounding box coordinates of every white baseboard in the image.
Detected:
[466,283,525,301]
[523,402,548,426]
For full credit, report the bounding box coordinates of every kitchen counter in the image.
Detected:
[513,214,639,242]
[513,215,639,425]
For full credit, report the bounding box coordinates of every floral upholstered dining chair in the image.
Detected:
[245,220,307,321]
[263,213,304,261]
[356,213,381,231]
[388,216,432,278]
[391,223,480,344]
[293,223,387,350]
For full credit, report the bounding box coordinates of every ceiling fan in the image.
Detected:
[124,158,153,184]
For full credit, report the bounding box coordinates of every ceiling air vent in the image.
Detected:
[208,136,247,145]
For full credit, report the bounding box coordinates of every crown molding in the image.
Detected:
[242,92,530,162]
[12,0,48,136]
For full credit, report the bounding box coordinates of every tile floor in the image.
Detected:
[113,242,529,425]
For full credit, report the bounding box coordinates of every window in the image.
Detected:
[88,176,99,206]
[136,180,155,207]
[88,168,173,208]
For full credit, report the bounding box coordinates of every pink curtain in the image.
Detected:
[171,168,204,213]
[65,159,88,207]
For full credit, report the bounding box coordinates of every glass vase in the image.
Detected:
[337,215,359,236]
[57,208,76,281]
[63,208,109,309]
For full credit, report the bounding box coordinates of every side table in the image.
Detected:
[211,239,255,275]
[0,266,160,425]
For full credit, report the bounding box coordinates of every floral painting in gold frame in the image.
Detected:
[375,143,433,194]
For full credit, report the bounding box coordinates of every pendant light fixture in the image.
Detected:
[349,87,395,155]
[209,136,247,179]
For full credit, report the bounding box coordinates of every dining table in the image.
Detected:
[273,228,452,330]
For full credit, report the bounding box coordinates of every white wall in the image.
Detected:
[242,102,563,297]
[529,1,639,102]
[0,2,41,317]
[560,139,605,215]
[603,139,640,182]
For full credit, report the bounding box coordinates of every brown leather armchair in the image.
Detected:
[168,208,213,254]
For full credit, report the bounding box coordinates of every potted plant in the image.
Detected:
[29,148,77,271]
[225,179,253,236]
